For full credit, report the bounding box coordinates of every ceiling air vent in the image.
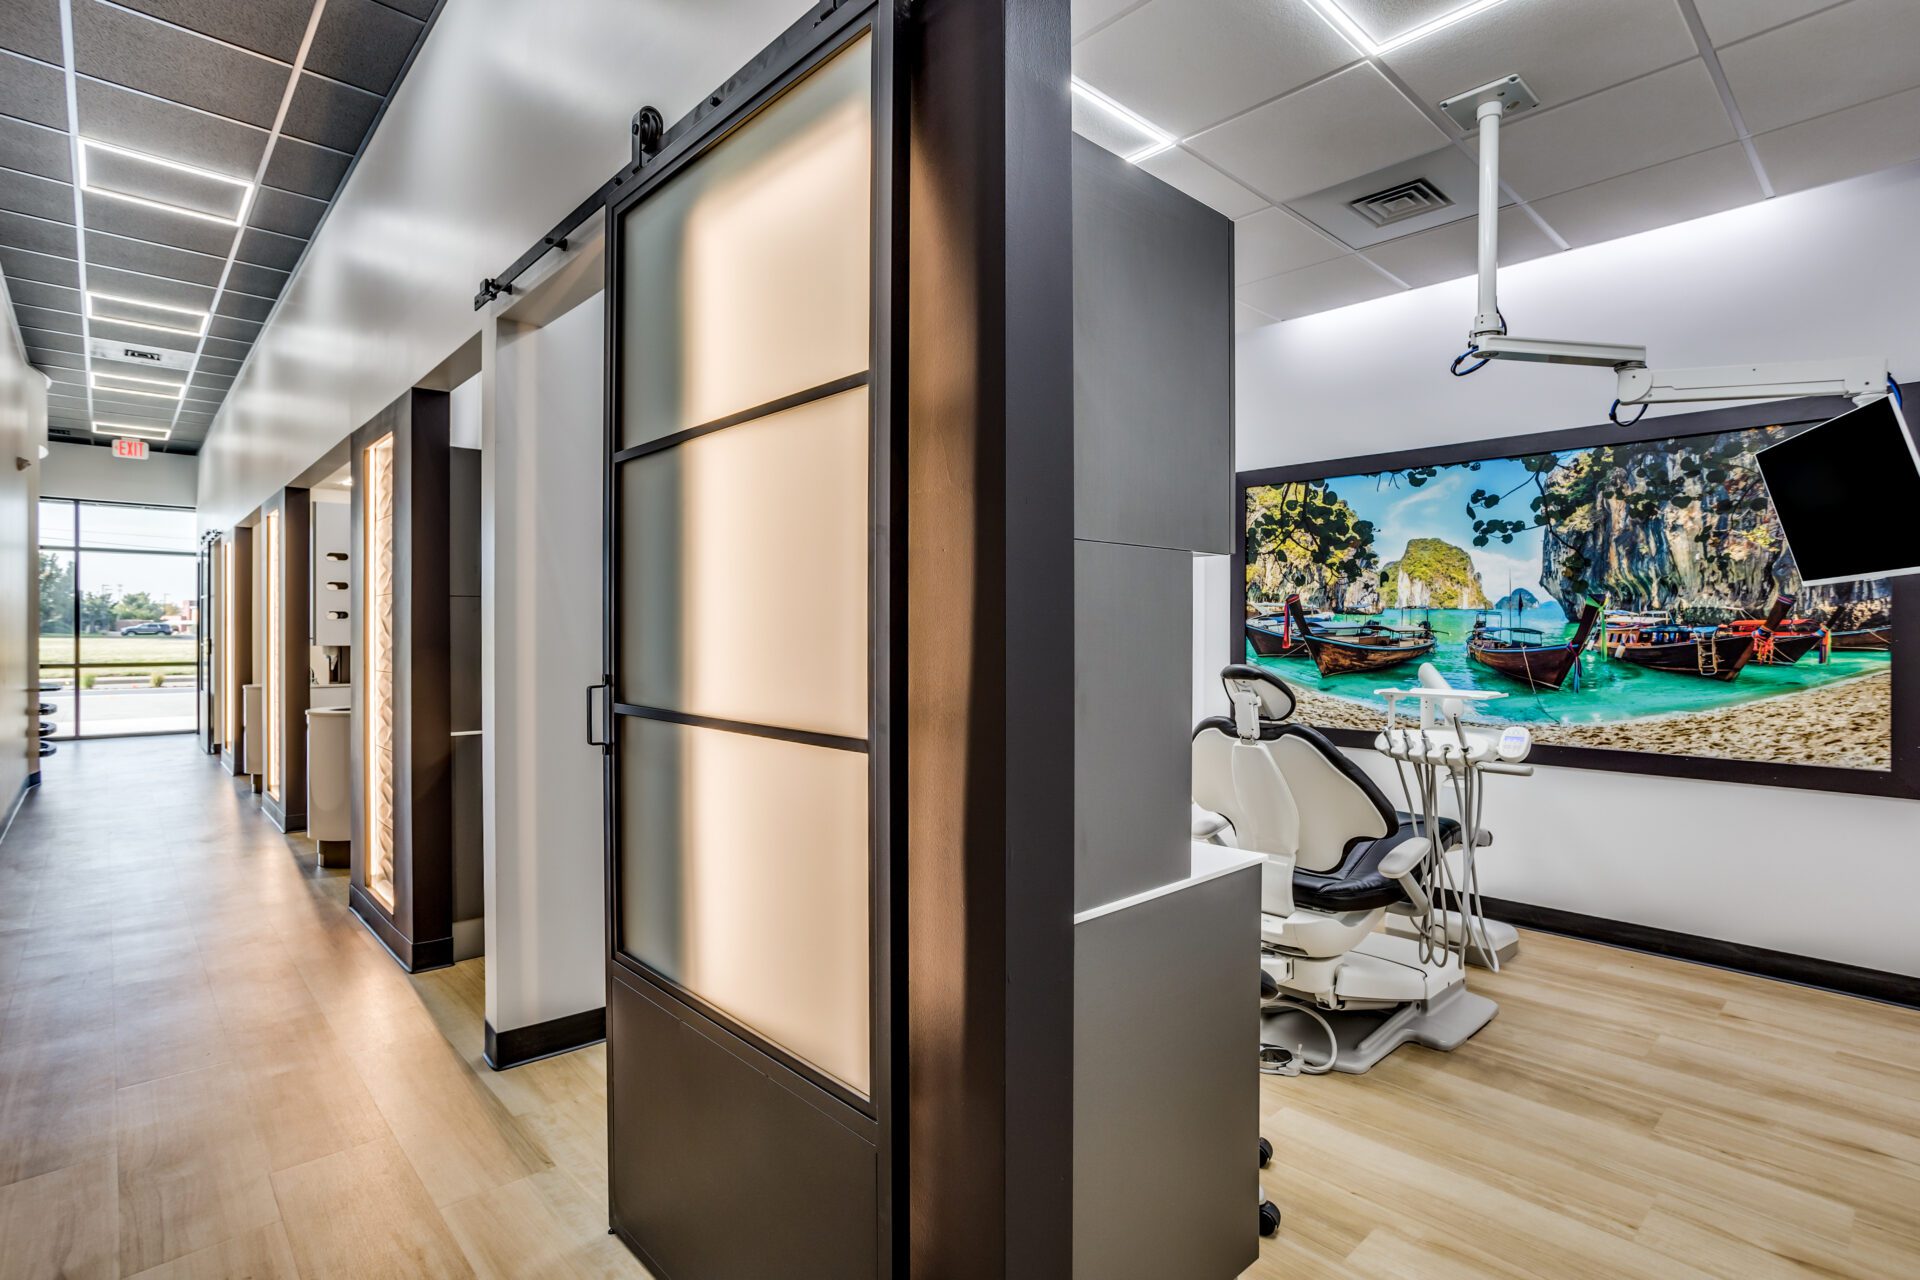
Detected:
[1349,177,1452,228]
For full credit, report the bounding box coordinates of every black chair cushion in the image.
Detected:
[1290,816,1461,913]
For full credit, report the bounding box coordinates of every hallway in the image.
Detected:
[0,738,644,1279]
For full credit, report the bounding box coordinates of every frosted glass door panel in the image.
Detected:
[620,387,869,739]
[618,35,871,450]
[619,716,871,1096]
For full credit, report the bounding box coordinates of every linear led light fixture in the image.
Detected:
[1070,78,1176,164]
[92,420,172,441]
[91,370,185,400]
[76,137,256,227]
[1301,0,1511,56]
[85,290,210,338]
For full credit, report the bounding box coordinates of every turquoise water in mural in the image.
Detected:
[1247,607,1892,725]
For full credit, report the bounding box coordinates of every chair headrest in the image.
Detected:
[1221,663,1296,732]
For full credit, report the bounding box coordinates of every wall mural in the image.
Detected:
[1236,401,1915,797]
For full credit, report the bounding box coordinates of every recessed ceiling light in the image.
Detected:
[76,138,256,227]
[86,291,210,338]
[1070,78,1176,164]
[93,421,172,441]
[1301,0,1512,56]
[91,371,185,400]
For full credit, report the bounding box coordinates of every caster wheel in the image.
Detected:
[1257,1137,1272,1168]
[1259,1200,1281,1237]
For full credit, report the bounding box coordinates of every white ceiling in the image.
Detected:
[1071,0,1920,328]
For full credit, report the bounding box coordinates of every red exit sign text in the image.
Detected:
[112,438,149,460]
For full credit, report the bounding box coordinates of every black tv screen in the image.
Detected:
[1754,395,1920,585]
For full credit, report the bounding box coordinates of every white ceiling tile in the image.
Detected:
[1692,0,1840,46]
[1753,82,1920,195]
[1137,146,1270,218]
[1186,63,1446,203]
[1072,84,1166,160]
[1072,0,1359,137]
[1237,253,1404,320]
[1720,0,1920,133]
[1527,142,1762,247]
[1359,204,1559,287]
[1234,205,1348,283]
[1236,300,1280,332]
[1073,0,1151,41]
[1493,60,1735,201]
[1285,145,1500,248]
[1382,0,1697,115]
[1330,0,1481,47]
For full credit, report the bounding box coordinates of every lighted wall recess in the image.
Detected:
[77,138,256,226]
[91,421,172,441]
[1300,0,1512,56]
[264,510,282,802]
[1070,78,1175,164]
[91,371,185,400]
[86,291,210,338]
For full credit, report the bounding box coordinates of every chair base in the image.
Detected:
[1261,984,1496,1074]
[1381,910,1521,969]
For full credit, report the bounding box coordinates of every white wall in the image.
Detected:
[1222,162,1920,978]
[42,442,198,509]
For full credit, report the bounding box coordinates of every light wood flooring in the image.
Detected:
[4,737,1918,1278]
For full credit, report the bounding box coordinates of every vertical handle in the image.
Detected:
[587,682,609,748]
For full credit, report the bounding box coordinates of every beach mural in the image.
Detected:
[1242,421,1895,772]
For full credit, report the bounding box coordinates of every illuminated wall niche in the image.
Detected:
[363,434,396,911]
[220,538,235,746]
[263,510,282,800]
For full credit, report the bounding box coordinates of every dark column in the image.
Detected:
[262,487,311,833]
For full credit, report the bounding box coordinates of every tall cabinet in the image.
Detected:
[260,487,311,833]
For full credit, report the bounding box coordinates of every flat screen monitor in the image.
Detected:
[1754,394,1920,586]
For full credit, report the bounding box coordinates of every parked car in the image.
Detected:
[120,621,173,636]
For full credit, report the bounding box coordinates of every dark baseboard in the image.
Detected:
[485,1006,607,1071]
[315,838,349,869]
[0,771,32,844]
[262,793,305,834]
[1486,896,1920,1010]
[347,884,453,972]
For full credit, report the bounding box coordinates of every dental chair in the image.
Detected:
[1193,664,1495,1075]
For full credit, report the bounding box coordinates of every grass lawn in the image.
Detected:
[39,633,197,665]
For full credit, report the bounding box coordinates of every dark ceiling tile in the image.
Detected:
[234,224,304,272]
[0,51,69,130]
[110,0,313,63]
[19,326,83,352]
[15,303,81,335]
[85,227,226,287]
[0,114,73,182]
[248,185,326,240]
[47,391,93,412]
[0,0,62,64]
[281,72,381,153]
[214,291,275,324]
[93,390,185,417]
[83,264,217,312]
[223,260,286,300]
[0,207,77,257]
[194,354,244,376]
[84,197,237,258]
[261,135,350,201]
[374,0,438,21]
[0,244,79,288]
[189,377,234,397]
[208,314,259,342]
[75,78,268,178]
[91,315,196,351]
[8,278,80,312]
[26,347,86,371]
[73,0,291,129]
[305,0,422,96]
[0,166,74,223]
[201,335,252,362]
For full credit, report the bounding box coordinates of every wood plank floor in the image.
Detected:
[4,737,1918,1277]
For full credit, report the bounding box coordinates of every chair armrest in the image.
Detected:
[1378,837,1431,916]
[1191,805,1233,843]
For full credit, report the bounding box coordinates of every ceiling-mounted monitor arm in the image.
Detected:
[1441,75,1892,420]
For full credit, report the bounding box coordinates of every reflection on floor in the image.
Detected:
[1253,930,1920,1278]
[0,737,644,1279]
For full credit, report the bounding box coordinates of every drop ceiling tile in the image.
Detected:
[234,225,305,272]
[83,197,238,258]
[47,392,93,414]
[44,366,86,388]
[1493,60,1736,201]
[1360,204,1559,287]
[1187,63,1445,203]
[1237,254,1403,321]
[15,303,81,335]
[174,410,215,426]
[0,207,77,257]
[1753,82,1920,195]
[1284,144,1496,247]
[248,185,326,240]
[75,78,268,179]
[0,49,70,130]
[20,326,83,352]
[261,135,352,201]
[1527,143,1761,247]
[1074,0,1150,39]
[190,378,235,397]
[281,72,383,153]
[1073,0,1358,136]
[1136,146,1268,219]
[202,334,253,361]
[215,290,275,325]
[92,401,181,424]
[1719,0,1920,134]
[1692,0,1839,46]
[208,314,260,342]
[110,0,313,61]
[0,167,73,223]
[26,347,86,371]
[307,0,423,96]
[0,0,61,63]
[0,245,79,288]
[0,114,73,182]
[194,354,243,376]
[1234,206,1347,284]
[223,260,287,301]
[8,278,80,313]
[1235,300,1278,333]
[84,265,216,311]
[1382,0,1697,116]
[376,0,438,19]
[90,315,196,351]
[85,227,226,286]
[73,0,290,129]
[1333,0,1481,46]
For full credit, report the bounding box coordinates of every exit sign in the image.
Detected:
[112,438,149,460]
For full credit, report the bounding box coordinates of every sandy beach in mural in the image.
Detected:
[1290,670,1893,770]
